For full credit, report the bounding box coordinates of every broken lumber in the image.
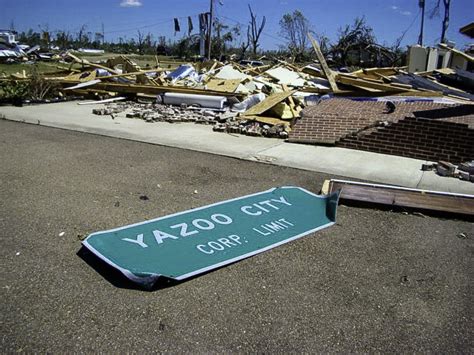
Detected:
[98,69,168,80]
[438,43,474,63]
[63,79,101,90]
[239,115,291,129]
[322,179,474,216]
[77,97,126,105]
[282,84,297,118]
[66,52,120,75]
[308,33,339,93]
[337,75,408,92]
[242,90,295,116]
[56,80,246,98]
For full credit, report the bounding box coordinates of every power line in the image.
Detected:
[104,14,202,35]
[105,17,177,29]
[395,9,421,46]
[104,19,172,35]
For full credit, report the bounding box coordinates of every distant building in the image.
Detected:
[407,23,474,73]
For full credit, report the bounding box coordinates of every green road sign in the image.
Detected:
[83,186,340,286]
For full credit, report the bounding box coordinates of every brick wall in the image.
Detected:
[337,116,474,163]
[289,98,474,163]
[290,99,457,144]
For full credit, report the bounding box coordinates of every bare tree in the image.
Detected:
[247,5,266,56]
[430,0,451,43]
[38,24,50,48]
[77,24,87,48]
[279,10,312,60]
[330,17,376,66]
[56,31,72,49]
[136,30,145,54]
[239,25,251,58]
[94,32,104,46]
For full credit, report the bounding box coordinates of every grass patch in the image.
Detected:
[0,62,65,76]
[0,53,188,77]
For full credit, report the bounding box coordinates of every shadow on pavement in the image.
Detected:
[77,246,180,291]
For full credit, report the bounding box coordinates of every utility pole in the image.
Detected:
[418,0,425,46]
[440,0,451,44]
[207,0,213,60]
[101,23,105,45]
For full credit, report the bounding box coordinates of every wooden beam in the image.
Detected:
[239,115,291,129]
[438,43,474,62]
[337,75,407,92]
[242,90,295,116]
[66,52,121,75]
[276,59,302,73]
[99,68,168,80]
[282,84,297,118]
[55,80,246,98]
[323,179,474,216]
[308,33,339,93]
[389,90,444,97]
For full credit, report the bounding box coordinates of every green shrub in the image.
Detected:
[0,65,60,104]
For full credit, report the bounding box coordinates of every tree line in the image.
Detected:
[9,1,452,67]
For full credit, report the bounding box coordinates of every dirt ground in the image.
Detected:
[1,119,472,352]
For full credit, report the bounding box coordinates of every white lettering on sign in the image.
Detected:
[211,214,233,225]
[241,205,261,216]
[122,213,234,247]
[122,233,148,248]
[153,229,178,244]
[192,219,215,230]
[196,235,243,254]
[253,218,294,236]
[170,222,198,237]
[240,196,292,216]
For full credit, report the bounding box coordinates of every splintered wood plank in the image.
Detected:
[325,179,474,216]
[66,52,120,75]
[243,91,295,116]
[438,43,474,62]
[337,75,406,92]
[205,79,242,93]
[56,81,245,97]
[239,115,291,129]
[308,33,339,93]
[282,84,297,118]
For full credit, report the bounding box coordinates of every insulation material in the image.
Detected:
[163,92,227,109]
[265,67,306,87]
[215,65,250,80]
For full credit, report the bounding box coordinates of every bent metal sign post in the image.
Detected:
[83,186,340,286]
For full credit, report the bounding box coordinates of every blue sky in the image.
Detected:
[1,0,473,49]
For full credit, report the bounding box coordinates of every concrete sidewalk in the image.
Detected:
[1,101,472,194]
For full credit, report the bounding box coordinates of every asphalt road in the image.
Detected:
[1,119,472,352]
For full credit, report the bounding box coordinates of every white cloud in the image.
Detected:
[120,0,142,7]
[390,5,412,16]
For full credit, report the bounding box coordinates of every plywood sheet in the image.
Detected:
[243,91,294,116]
[325,179,474,216]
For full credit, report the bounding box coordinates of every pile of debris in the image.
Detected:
[423,160,474,182]
[1,35,473,151]
[90,100,289,138]
[92,100,233,125]
[0,30,61,63]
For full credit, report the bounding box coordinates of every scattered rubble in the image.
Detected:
[421,160,474,183]
[1,34,473,160]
